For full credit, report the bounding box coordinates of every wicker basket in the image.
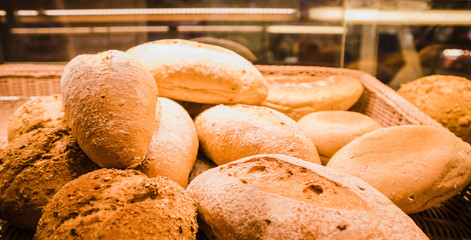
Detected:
[0,63,470,240]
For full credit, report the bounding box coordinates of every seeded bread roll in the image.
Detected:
[297,111,382,164]
[397,75,471,144]
[0,127,99,230]
[137,97,198,188]
[61,50,158,169]
[35,168,198,240]
[7,94,66,142]
[126,39,268,104]
[260,73,364,120]
[327,125,471,214]
[194,104,320,165]
[187,154,428,240]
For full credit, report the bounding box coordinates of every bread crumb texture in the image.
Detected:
[34,168,198,240]
[187,154,428,240]
[0,127,99,230]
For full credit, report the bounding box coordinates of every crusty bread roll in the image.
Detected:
[397,75,471,144]
[327,125,471,214]
[0,127,99,230]
[260,73,364,120]
[61,50,158,169]
[35,168,198,240]
[126,39,268,104]
[190,37,257,62]
[137,97,198,188]
[297,110,382,164]
[187,154,428,240]
[7,94,66,141]
[194,104,321,165]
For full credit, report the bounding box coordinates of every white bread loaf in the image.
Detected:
[260,73,364,120]
[187,154,428,240]
[137,97,198,188]
[126,39,268,104]
[61,50,158,169]
[327,125,471,214]
[297,110,382,164]
[194,104,321,165]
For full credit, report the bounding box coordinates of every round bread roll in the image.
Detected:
[187,154,428,240]
[61,50,158,169]
[0,127,99,230]
[7,94,66,142]
[35,168,198,240]
[126,39,268,104]
[137,97,198,188]
[260,73,364,120]
[327,125,471,214]
[297,110,382,164]
[194,104,321,165]
[397,75,471,144]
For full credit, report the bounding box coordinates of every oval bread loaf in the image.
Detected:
[126,39,268,104]
[61,50,158,169]
[187,154,428,240]
[35,168,198,240]
[137,97,198,188]
[327,125,471,214]
[194,104,321,165]
[297,110,382,164]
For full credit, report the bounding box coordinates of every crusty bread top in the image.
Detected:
[261,74,364,120]
[126,39,268,104]
[397,75,471,144]
[61,50,158,169]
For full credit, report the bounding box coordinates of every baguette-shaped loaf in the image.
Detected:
[187,154,428,240]
[61,50,158,168]
[137,97,198,188]
[126,39,268,104]
[194,104,320,165]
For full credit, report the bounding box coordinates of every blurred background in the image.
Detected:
[1,0,470,88]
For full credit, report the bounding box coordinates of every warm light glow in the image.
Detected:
[267,25,344,34]
[17,10,39,16]
[0,10,6,16]
[309,7,471,25]
[443,49,465,58]
[11,26,169,34]
[43,8,297,16]
[178,25,263,32]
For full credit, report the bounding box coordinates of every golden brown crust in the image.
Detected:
[260,74,364,120]
[297,111,382,163]
[35,168,198,240]
[0,127,99,230]
[126,39,268,105]
[7,94,66,141]
[327,125,471,214]
[194,104,321,165]
[397,75,471,144]
[187,154,428,240]
[137,97,198,188]
[61,50,158,168]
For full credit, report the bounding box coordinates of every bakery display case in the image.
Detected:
[0,0,470,240]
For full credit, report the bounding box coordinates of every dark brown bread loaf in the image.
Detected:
[35,168,198,240]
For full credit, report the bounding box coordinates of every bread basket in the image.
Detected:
[0,63,470,240]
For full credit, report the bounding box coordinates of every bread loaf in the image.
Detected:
[327,125,471,214]
[187,154,428,239]
[7,94,66,141]
[126,39,268,104]
[137,97,198,188]
[0,127,99,230]
[260,73,364,120]
[61,50,158,168]
[194,104,320,165]
[397,75,471,144]
[35,168,198,240]
[297,110,382,164]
